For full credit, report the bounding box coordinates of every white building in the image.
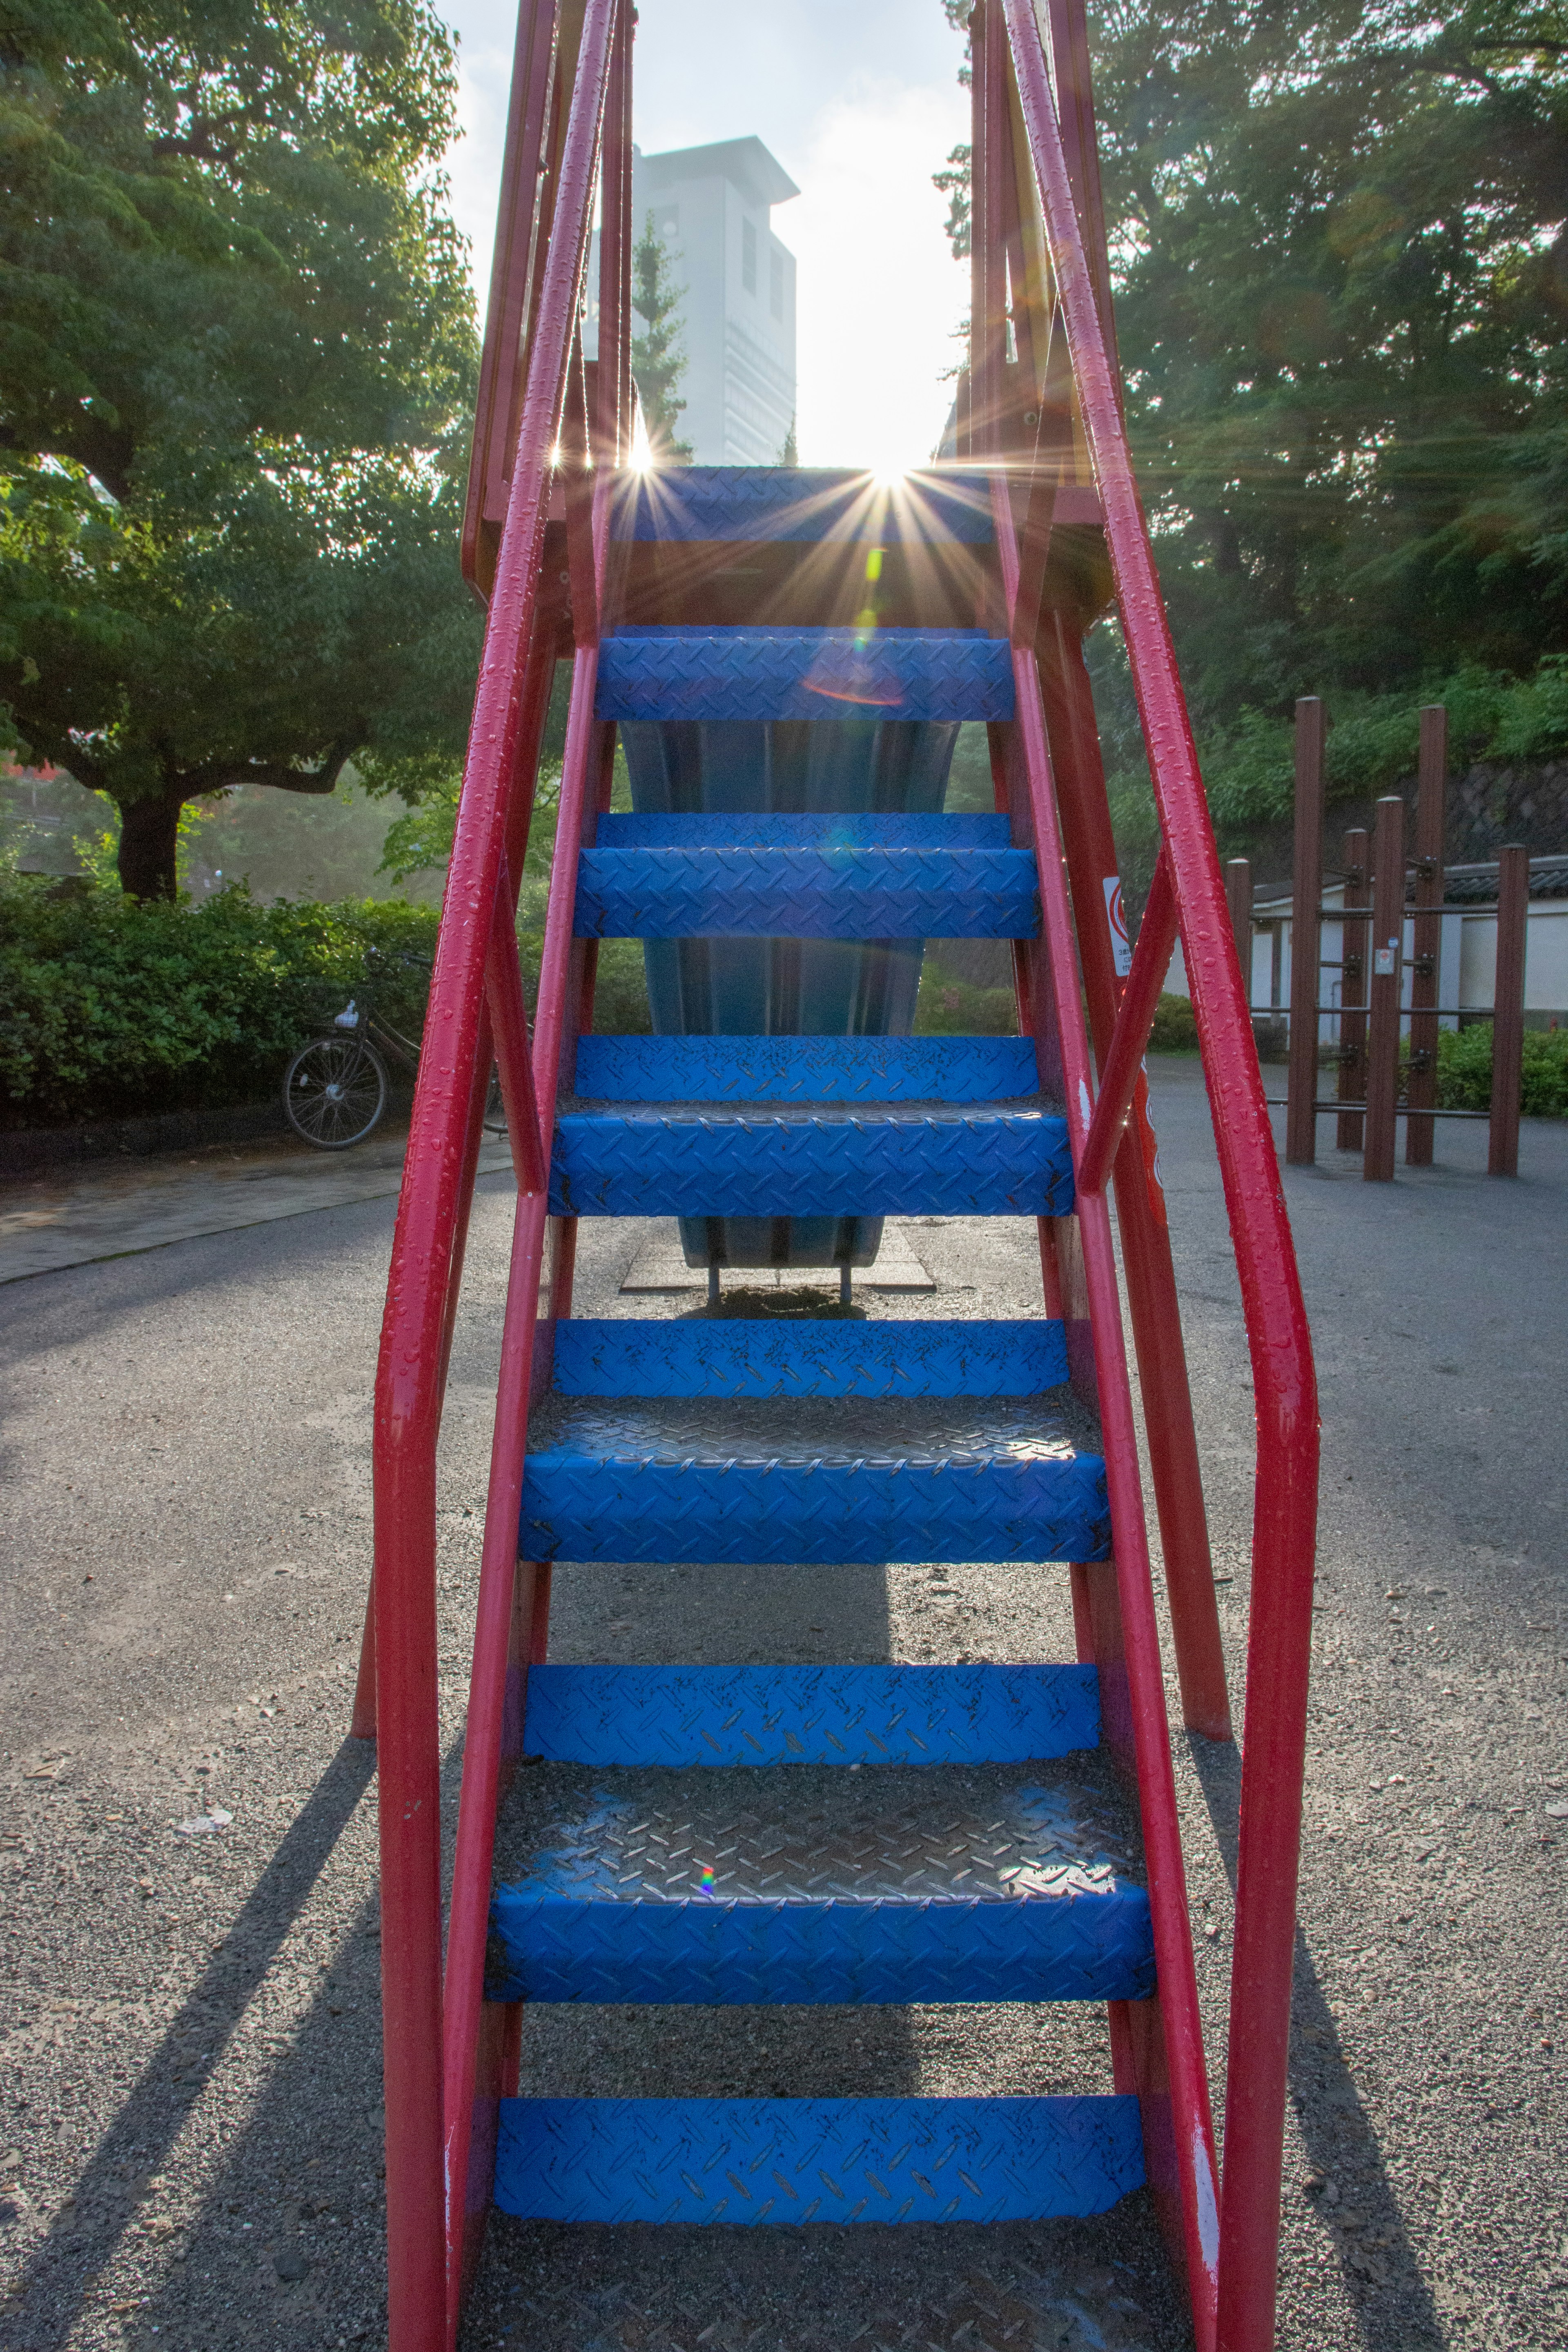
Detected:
[628,137,799,466]
[1163,854,1568,1032]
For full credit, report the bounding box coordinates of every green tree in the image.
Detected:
[0,2,480,897]
[630,210,693,462]
[778,415,798,466]
[935,2,1568,724]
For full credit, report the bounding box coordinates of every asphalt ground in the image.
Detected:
[0,1060,1563,2351]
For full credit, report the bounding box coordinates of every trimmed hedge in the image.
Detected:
[0,878,439,1128]
[1436,1022,1568,1118]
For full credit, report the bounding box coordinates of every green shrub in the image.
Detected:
[1436,1022,1568,1117]
[0,876,438,1128]
[1148,992,1200,1052]
[915,956,1018,1035]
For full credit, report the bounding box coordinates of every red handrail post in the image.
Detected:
[1037,622,1232,1742]
[1489,844,1529,1176]
[1405,708,1447,1165]
[1285,699,1324,1165]
[1078,850,1175,1198]
[1363,795,1405,1183]
[994,492,1219,2341]
[999,9,1320,2341]
[1336,827,1369,1152]
[371,4,619,2345]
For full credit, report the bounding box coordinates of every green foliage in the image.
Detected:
[1435,1021,1568,1115]
[915,953,1018,1035]
[0,871,437,1126]
[1148,993,1201,1054]
[0,2,480,897]
[938,5,1568,748]
[631,212,693,463]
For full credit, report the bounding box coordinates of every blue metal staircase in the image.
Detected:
[482,463,1156,2243]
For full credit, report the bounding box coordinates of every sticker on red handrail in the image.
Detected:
[1103,875,1133,977]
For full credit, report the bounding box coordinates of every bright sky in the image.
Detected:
[436,1,972,470]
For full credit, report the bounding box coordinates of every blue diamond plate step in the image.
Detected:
[494,2095,1145,2224]
[518,1397,1108,1565]
[574,845,1038,940]
[550,1318,1068,1397]
[598,812,1011,847]
[548,1107,1073,1219]
[572,1035,1039,1104]
[596,629,1015,725]
[488,1760,1149,2003]
[610,465,998,546]
[521,1663,1099,1765]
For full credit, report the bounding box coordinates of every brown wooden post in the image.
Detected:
[1336,826,1369,1151]
[1405,706,1447,1165]
[1225,857,1254,1004]
[1363,795,1406,1182]
[1286,699,1325,1163]
[1489,844,1529,1177]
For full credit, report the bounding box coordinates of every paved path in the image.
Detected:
[0,1129,516,1285]
[0,1063,1562,2351]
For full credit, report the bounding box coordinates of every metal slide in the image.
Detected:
[356,5,1320,2348]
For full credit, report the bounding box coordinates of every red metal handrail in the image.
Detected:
[369,3,619,2346]
[993,483,1221,2347]
[1000,6,1321,2348]
[1077,847,1174,1199]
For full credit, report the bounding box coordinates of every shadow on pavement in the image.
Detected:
[1187,1735,1443,2349]
[0,1739,379,2352]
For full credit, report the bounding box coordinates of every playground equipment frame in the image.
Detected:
[358,4,1322,2348]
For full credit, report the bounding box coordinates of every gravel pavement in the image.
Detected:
[0,1062,1563,2352]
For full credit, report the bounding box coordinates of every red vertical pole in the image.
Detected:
[1405,708,1446,1166]
[1362,795,1405,1183]
[1336,828,1369,1152]
[1489,844,1528,1177]
[1285,699,1324,1165]
[1039,623,1231,1740]
[1225,859,1253,1004]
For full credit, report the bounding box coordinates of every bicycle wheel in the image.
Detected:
[283,1036,388,1149]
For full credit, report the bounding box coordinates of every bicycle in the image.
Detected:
[283,952,508,1150]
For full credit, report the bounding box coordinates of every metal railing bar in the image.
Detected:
[1078,846,1175,1196]
[1002,7,1320,2347]
[994,476,1222,2348]
[369,1,620,2343]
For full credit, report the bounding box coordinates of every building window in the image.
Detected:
[742,216,757,294]
[769,250,784,321]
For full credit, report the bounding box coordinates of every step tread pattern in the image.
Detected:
[596,629,1015,726]
[597,813,1011,847]
[574,846,1040,941]
[520,1663,1100,1765]
[548,1108,1074,1220]
[489,1764,1151,2004]
[494,2094,1145,2224]
[519,1397,1108,1565]
[610,466,997,546]
[572,1036,1040,1105]
[550,1318,1069,1398]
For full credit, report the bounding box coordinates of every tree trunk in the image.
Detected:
[116,790,188,900]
